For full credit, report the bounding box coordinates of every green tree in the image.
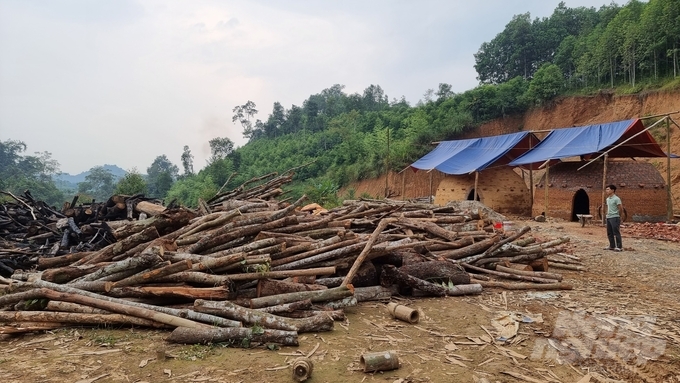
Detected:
[166,173,218,208]
[115,168,148,195]
[181,145,194,177]
[146,155,179,198]
[233,100,259,139]
[526,63,564,105]
[0,139,64,206]
[78,166,116,202]
[208,137,235,163]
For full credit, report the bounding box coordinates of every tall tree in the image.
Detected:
[208,137,235,163]
[0,139,64,205]
[181,145,194,177]
[115,168,148,195]
[78,166,116,202]
[146,155,179,198]
[233,100,259,139]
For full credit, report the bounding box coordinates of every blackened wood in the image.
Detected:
[397,260,470,285]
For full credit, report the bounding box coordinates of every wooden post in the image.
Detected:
[473,171,479,201]
[667,117,672,223]
[544,163,549,218]
[401,171,406,201]
[429,171,433,204]
[602,153,608,225]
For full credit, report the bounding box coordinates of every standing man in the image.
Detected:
[604,184,623,251]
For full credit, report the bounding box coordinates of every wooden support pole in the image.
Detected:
[602,153,608,225]
[474,171,479,201]
[667,117,672,222]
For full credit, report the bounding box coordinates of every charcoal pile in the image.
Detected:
[0,169,574,345]
[0,190,166,276]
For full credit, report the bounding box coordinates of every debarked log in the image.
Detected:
[167,326,299,346]
[193,299,333,332]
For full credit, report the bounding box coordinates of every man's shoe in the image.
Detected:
[603,247,614,250]
[613,248,622,252]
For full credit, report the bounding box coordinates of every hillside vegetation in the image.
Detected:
[2,0,679,208]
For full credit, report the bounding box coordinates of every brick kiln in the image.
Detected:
[533,160,668,222]
[433,167,532,216]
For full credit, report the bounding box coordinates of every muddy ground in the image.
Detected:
[1,218,679,383]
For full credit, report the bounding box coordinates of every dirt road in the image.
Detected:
[1,218,679,383]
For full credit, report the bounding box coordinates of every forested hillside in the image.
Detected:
[2,0,679,208]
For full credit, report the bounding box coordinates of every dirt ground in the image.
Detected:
[1,218,679,383]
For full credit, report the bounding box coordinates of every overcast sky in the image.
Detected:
[0,0,619,175]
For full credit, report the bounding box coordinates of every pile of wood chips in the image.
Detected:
[0,169,576,346]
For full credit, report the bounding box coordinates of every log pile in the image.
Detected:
[0,170,575,346]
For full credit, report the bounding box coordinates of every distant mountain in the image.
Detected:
[53,164,128,189]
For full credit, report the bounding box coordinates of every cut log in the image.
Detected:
[257,279,327,297]
[134,201,166,217]
[495,265,563,281]
[193,299,334,332]
[470,278,573,290]
[462,263,559,284]
[0,310,169,328]
[397,260,470,285]
[443,235,499,260]
[248,285,353,309]
[111,259,192,288]
[342,218,396,287]
[167,326,298,346]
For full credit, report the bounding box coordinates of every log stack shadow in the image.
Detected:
[0,169,579,345]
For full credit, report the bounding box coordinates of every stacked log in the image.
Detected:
[0,170,575,345]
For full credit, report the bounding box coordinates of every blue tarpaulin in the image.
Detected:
[509,119,672,168]
[410,131,538,175]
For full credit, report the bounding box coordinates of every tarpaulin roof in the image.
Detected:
[509,119,673,168]
[410,131,538,175]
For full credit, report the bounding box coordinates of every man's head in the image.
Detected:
[605,184,617,195]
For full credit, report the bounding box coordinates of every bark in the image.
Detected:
[470,278,573,290]
[167,326,298,346]
[227,267,336,282]
[105,285,230,300]
[41,264,101,284]
[342,218,396,287]
[111,260,192,288]
[442,235,499,260]
[15,279,240,327]
[38,252,93,269]
[292,357,314,382]
[188,215,298,254]
[37,288,209,329]
[193,299,334,332]
[462,263,559,284]
[270,238,362,267]
[380,264,448,296]
[495,265,563,281]
[254,299,313,314]
[0,310,169,328]
[396,217,458,241]
[397,260,470,285]
[257,279,327,297]
[77,252,160,282]
[111,209,197,240]
[75,226,160,265]
[248,286,353,309]
[360,351,400,372]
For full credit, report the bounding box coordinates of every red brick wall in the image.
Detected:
[434,167,531,215]
[532,160,668,222]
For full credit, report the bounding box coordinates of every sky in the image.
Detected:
[0,0,619,175]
